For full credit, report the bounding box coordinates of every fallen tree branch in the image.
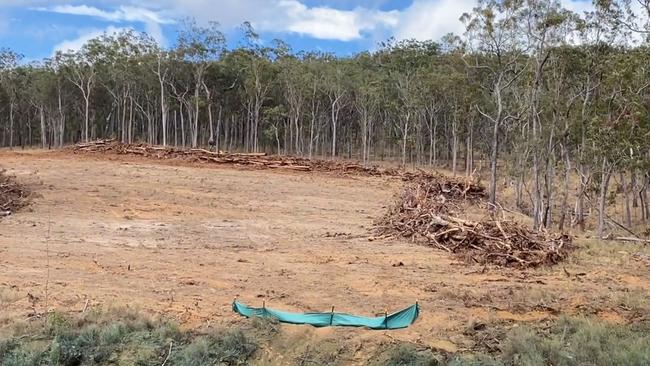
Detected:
[374,178,574,268]
[71,140,477,184]
[611,237,650,243]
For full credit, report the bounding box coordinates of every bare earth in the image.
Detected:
[1,149,649,356]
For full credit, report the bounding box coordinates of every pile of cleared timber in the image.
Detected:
[0,169,29,218]
[72,140,433,180]
[375,178,573,268]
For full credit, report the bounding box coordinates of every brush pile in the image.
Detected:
[0,169,29,218]
[72,140,426,179]
[375,178,573,268]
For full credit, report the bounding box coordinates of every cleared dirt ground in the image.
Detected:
[1,149,649,356]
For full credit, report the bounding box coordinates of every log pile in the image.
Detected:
[0,169,29,218]
[375,178,573,268]
[71,140,434,180]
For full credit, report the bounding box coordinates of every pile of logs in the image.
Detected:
[375,178,573,268]
[72,140,435,180]
[0,169,29,218]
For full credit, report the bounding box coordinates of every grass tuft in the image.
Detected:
[372,344,440,366]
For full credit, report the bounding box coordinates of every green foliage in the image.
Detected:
[1,311,649,366]
[459,316,650,366]
[372,344,440,366]
[173,329,257,366]
[0,310,258,366]
[46,312,71,337]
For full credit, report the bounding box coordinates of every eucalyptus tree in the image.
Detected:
[278,48,309,155]
[322,55,349,158]
[377,39,439,166]
[24,63,56,148]
[152,47,171,146]
[167,55,193,147]
[58,46,97,142]
[596,0,650,37]
[462,0,529,206]
[0,48,23,147]
[47,54,70,148]
[302,52,327,159]
[176,19,225,148]
[85,30,158,143]
[351,52,381,165]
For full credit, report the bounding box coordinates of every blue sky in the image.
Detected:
[0,0,595,60]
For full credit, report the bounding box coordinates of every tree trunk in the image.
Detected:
[309,112,316,159]
[489,120,500,206]
[216,105,222,153]
[558,144,571,232]
[161,93,167,146]
[173,110,178,146]
[128,97,133,143]
[331,105,337,158]
[451,115,458,176]
[465,119,474,177]
[9,102,14,148]
[158,62,168,146]
[597,158,613,239]
[621,171,632,228]
[84,94,90,142]
[179,102,186,147]
[58,86,65,147]
[401,112,410,167]
[532,119,542,229]
[642,174,650,222]
[39,106,47,148]
[192,87,199,148]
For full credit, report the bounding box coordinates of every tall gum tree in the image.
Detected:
[462,0,528,207]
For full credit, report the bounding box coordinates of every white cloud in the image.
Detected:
[18,0,649,48]
[278,0,398,41]
[37,4,170,45]
[52,25,129,54]
[561,0,595,15]
[393,0,475,41]
[30,0,398,41]
[154,0,398,41]
[391,0,602,43]
[41,5,174,24]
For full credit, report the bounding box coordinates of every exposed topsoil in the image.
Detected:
[74,141,574,269]
[0,145,648,363]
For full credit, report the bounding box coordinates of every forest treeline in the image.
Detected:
[1,0,649,237]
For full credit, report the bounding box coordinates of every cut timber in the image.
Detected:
[230,152,267,157]
[70,140,448,181]
[374,177,573,269]
[613,237,650,243]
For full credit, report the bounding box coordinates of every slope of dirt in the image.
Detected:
[0,148,648,359]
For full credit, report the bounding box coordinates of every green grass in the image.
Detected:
[0,310,257,366]
[371,344,440,366]
[451,316,650,366]
[1,311,648,365]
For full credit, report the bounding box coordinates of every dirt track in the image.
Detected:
[1,149,649,352]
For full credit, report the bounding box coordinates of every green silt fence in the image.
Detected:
[232,301,419,330]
